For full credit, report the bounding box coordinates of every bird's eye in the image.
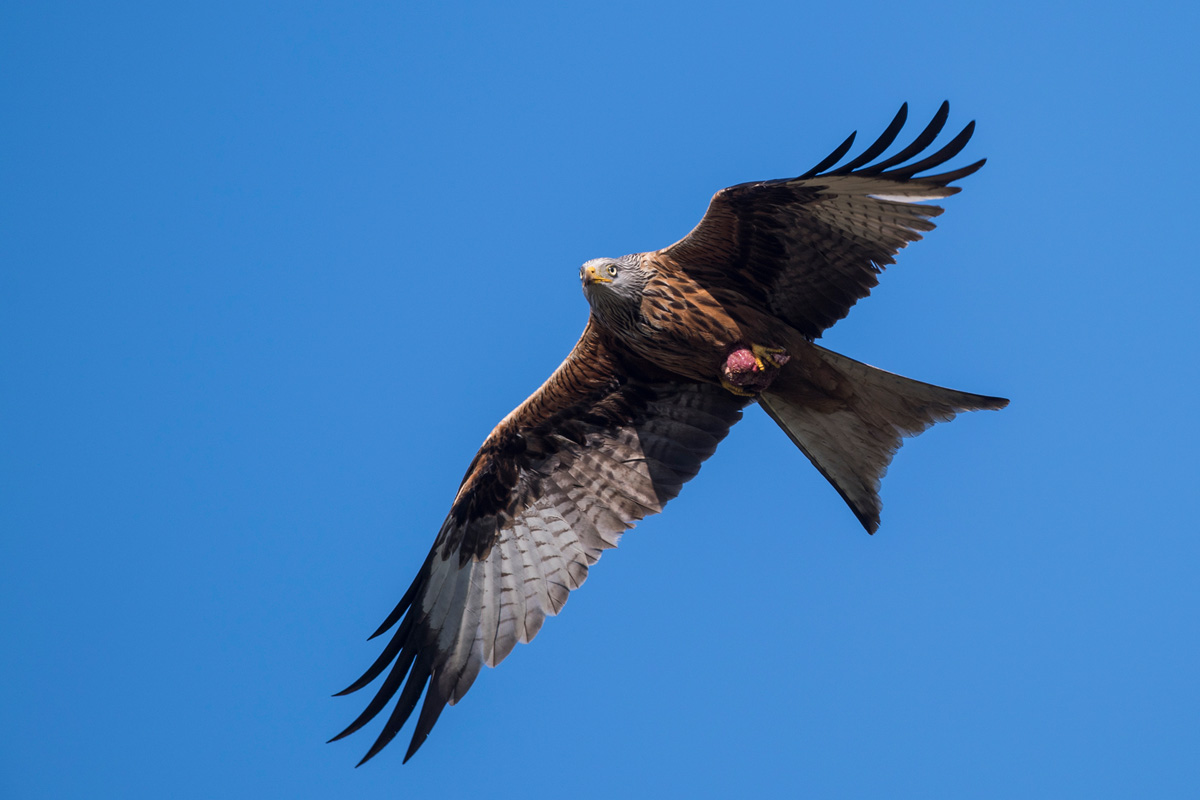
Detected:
[607,265,618,277]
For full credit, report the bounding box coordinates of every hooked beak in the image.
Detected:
[582,264,612,286]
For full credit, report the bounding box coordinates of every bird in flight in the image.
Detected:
[331,102,1008,765]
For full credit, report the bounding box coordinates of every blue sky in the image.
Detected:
[3,1,1198,797]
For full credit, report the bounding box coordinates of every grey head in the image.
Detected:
[579,254,653,331]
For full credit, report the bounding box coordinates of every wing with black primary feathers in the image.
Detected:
[659,101,985,339]
[330,321,750,764]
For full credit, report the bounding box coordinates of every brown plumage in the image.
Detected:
[331,102,1008,764]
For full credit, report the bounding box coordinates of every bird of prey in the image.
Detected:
[331,102,1008,765]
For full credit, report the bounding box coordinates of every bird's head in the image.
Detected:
[580,255,648,315]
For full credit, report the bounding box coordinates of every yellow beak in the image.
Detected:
[582,264,612,286]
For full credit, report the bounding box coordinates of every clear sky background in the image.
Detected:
[4,2,1198,798]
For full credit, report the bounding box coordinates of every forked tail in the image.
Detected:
[759,345,1007,533]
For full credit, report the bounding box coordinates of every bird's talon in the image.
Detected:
[751,344,791,369]
[720,376,758,397]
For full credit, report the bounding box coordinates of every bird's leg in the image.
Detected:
[721,344,791,395]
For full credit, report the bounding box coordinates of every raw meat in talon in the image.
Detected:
[724,348,760,376]
[723,346,786,393]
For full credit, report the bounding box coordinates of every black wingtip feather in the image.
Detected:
[886,120,976,180]
[367,619,395,641]
[860,100,951,175]
[828,103,909,175]
[924,157,987,186]
[334,613,414,697]
[354,656,435,765]
[800,130,857,178]
[402,684,449,763]
[329,642,421,743]
[367,556,430,640]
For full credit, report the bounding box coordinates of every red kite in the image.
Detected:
[332,102,1007,764]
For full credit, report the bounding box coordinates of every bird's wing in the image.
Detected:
[331,321,750,764]
[656,102,984,340]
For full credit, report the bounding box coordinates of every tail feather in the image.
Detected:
[760,344,1007,533]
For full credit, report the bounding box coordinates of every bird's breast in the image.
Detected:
[612,279,782,384]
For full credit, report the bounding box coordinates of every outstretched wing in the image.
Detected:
[657,102,984,340]
[331,321,750,764]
